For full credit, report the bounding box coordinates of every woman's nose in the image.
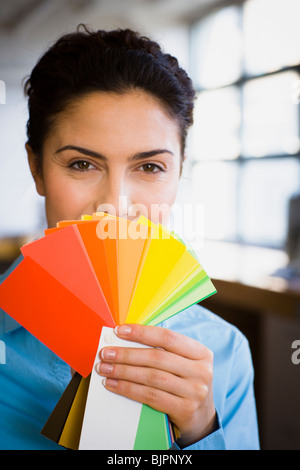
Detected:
[95,176,131,218]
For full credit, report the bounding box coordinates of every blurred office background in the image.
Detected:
[0,0,300,449]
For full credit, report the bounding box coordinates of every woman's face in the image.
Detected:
[27,90,183,228]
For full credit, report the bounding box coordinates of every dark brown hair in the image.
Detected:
[24,25,196,170]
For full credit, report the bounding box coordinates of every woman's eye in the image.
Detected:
[141,163,163,173]
[70,160,95,171]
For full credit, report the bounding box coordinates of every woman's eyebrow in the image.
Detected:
[55,145,174,161]
[55,145,107,160]
[130,149,174,161]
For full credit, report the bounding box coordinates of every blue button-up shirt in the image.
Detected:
[0,256,260,450]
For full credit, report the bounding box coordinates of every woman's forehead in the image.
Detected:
[46,90,182,156]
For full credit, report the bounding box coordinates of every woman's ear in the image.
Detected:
[25,143,45,196]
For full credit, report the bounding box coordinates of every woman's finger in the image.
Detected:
[97,361,195,397]
[98,344,211,381]
[102,375,191,422]
[114,323,211,360]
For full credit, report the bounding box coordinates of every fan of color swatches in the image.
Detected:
[0,213,216,449]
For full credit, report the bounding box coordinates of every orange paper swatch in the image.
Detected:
[21,224,114,328]
[45,221,116,321]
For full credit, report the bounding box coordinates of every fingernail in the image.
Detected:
[102,378,118,388]
[101,348,116,360]
[115,324,132,336]
[97,362,114,374]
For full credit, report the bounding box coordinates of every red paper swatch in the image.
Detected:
[0,256,104,377]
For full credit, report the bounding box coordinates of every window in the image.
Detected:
[189,0,300,249]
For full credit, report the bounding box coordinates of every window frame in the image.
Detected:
[188,0,300,250]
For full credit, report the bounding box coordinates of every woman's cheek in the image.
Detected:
[43,177,93,227]
[135,183,178,224]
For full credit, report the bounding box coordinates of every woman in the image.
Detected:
[0,26,259,450]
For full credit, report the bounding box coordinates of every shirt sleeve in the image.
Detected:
[170,411,226,450]
[170,335,260,451]
[219,334,260,449]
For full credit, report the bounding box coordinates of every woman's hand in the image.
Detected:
[96,323,216,447]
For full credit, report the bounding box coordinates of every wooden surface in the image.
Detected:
[209,277,300,318]
[196,239,300,318]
